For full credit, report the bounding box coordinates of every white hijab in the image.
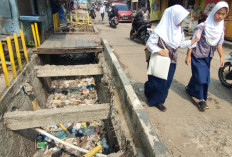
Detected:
[154,5,189,49]
[204,1,229,46]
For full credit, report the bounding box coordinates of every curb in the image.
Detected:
[101,38,170,157]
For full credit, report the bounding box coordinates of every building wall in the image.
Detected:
[0,0,20,34]
[0,0,53,42]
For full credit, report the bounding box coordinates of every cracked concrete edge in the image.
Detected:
[0,55,39,114]
[101,38,170,157]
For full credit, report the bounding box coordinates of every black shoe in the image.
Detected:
[156,104,167,112]
[201,101,209,109]
[198,101,207,112]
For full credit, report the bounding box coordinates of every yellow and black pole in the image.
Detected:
[34,23,40,46]
[20,29,29,64]
[6,37,17,78]
[0,42,10,86]
[13,34,23,72]
[31,24,38,48]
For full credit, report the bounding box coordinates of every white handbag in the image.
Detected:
[147,39,171,80]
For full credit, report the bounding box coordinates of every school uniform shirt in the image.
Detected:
[100,5,105,14]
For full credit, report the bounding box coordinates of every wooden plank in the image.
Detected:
[40,40,51,48]
[4,103,110,130]
[33,46,103,54]
[35,64,103,77]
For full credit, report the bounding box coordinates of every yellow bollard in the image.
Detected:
[31,24,38,48]
[84,145,102,157]
[13,34,23,72]
[0,42,10,86]
[88,13,90,25]
[20,29,29,64]
[70,13,73,23]
[6,37,17,78]
[59,124,71,136]
[55,13,58,31]
[75,12,78,24]
[34,23,40,46]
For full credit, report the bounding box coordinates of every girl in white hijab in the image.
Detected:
[145,5,200,112]
[185,1,229,112]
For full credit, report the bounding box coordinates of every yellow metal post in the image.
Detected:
[6,37,17,78]
[31,24,38,48]
[75,12,78,24]
[13,34,23,72]
[55,13,58,30]
[34,23,40,46]
[20,29,29,64]
[70,13,73,23]
[88,13,90,25]
[0,42,10,86]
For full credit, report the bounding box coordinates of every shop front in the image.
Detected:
[149,0,232,39]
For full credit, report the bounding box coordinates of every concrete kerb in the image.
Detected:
[101,38,170,157]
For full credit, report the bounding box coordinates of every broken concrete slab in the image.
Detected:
[4,103,110,130]
[35,64,103,77]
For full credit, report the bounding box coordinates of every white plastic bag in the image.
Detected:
[147,53,171,80]
[147,38,170,80]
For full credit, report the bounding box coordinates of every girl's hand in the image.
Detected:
[220,57,225,67]
[185,56,191,65]
[158,49,169,57]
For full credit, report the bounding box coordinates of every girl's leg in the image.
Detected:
[145,64,176,108]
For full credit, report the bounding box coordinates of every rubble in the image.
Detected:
[34,121,110,157]
[34,76,112,156]
[46,77,98,108]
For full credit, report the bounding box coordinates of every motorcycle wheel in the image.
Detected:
[218,62,232,88]
[130,29,134,40]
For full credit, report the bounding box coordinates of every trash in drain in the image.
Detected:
[34,120,110,157]
[33,76,116,156]
[46,77,98,108]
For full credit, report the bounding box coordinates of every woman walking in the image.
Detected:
[185,2,229,112]
[145,5,200,112]
[100,4,105,21]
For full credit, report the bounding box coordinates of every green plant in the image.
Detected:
[27,40,34,47]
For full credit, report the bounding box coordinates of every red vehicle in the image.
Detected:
[113,3,133,22]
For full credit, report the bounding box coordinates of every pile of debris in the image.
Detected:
[34,121,110,157]
[46,77,98,108]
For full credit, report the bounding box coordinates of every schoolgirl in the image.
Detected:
[185,2,229,112]
[145,5,200,112]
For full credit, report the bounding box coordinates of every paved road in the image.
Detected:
[95,13,232,157]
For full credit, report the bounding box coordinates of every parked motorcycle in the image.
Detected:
[109,16,118,28]
[218,52,232,88]
[89,8,96,19]
[130,21,152,44]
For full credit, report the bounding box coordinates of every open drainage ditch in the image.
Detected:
[1,51,134,157]
[0,39,169,157]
